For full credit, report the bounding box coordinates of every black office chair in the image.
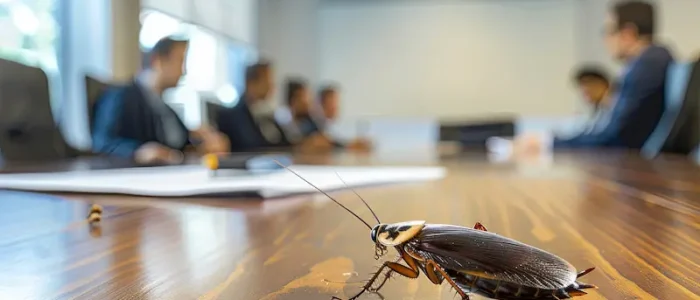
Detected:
[84,74,113,135]
[0,58,81,162]
[641,57,700,158]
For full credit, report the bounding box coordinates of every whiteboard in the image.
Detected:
[319,1,578,119]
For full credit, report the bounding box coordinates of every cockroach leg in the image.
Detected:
[423,261,444,285]
[473,222,487,231]
[369,290,385,300]
[346,254,420,300]
[577,267,596,278]
[368,256,402,292]
[339,263,388,300]
[333,291,385,300]
[424,259,470,300]
[370,250,419,292]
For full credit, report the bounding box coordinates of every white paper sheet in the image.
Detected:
[0,165,446,198]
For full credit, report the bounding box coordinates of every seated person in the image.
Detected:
[516,1,673,151]
[316,85,373,151]
[286,79,324,137]
[318,85,340,127]
[92,36,229,163]
[217,62,330,152]
[284,80,373,152]
[573,66,613,134]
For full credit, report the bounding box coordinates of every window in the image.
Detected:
[139,8,259,127]
[0,0,61,115]
[223,39,257,106]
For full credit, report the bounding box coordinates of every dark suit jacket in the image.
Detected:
[91,81,190,158]
[296,114,322,137]
[554,45,674,148]
[217,98,292,152]
[295,114,344,148]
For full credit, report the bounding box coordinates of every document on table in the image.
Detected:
[0,165,446,198]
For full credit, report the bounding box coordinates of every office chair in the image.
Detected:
[641,57,700,158]
[84,74,113,135]
[0,58,81,161]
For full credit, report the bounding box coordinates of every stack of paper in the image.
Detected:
[0,165,446,198]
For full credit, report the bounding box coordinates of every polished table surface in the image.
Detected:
[0,151,699,300]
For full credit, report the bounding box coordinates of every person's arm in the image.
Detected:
[554,57,667,148]
[91,89,143,157]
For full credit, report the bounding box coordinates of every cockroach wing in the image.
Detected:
[408,224,577,290]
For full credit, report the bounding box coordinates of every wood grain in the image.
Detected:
[0,151,698,300]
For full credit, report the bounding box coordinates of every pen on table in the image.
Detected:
[203,153,293,176]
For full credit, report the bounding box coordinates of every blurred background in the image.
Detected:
[2,0,699,153]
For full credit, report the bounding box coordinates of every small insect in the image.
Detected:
[277,163,597,300]
[87,204,103,224]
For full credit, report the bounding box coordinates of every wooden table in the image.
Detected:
[0,151,698,300]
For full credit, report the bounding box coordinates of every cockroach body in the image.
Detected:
[357,221,596,300]
[276,163,596,300]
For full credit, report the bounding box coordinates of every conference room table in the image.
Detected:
[0,150,698,300]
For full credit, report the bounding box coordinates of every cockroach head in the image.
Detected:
[371,221,425,260]
[371,224,388,259]
[370,224,380,243]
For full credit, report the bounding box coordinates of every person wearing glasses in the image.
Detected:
[514,1,674,152]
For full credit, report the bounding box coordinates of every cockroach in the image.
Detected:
[278,163,597,300]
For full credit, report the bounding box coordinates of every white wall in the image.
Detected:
[657,0,700,60]
[573,0,619,74]
[257,0,700,122]
[257,0,320,105]
[320,1,579,119]
[142,0,257,44]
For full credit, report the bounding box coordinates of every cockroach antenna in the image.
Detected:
[273,160,373,230]
[335,172,381,224]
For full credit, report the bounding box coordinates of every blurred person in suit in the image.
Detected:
[217,63,330,152]
[574,66,612,113]
[92,36,229,163]
[573,66,614,134]
[317,85,340,127]
[316,85,373,151]
[287,80,374,151]
[286,79,322,138]
[515,1,674,152]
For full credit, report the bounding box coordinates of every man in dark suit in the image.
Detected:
[217,62,330,152]
[286,79,323,137]
[516,1,674,151]
[92,36,229,163]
